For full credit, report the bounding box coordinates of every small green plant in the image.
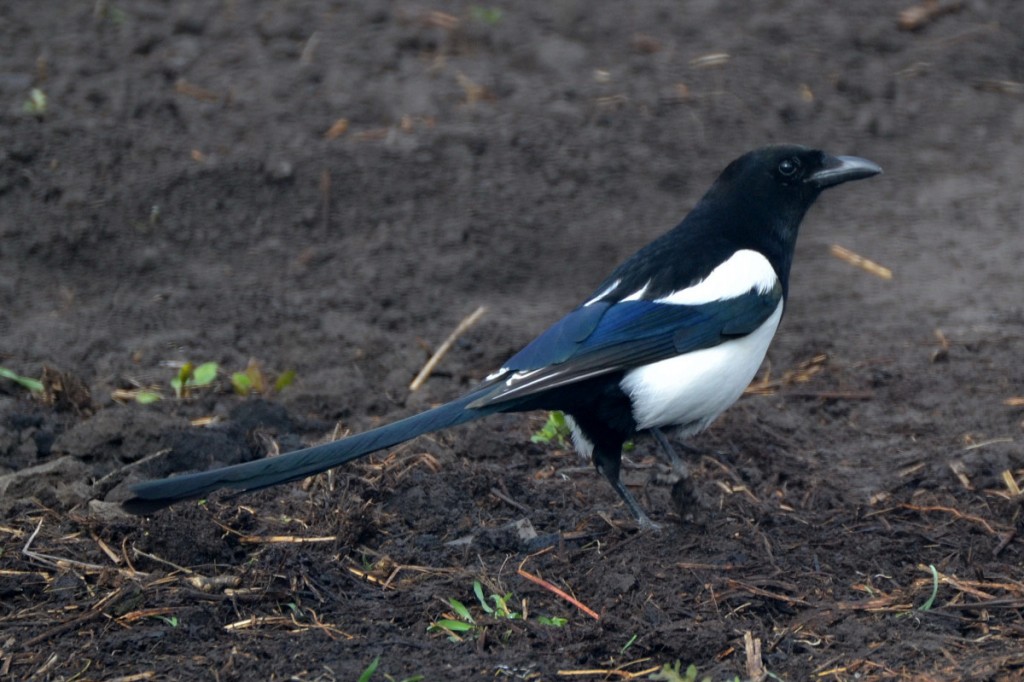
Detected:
[134,390,162,404]
[170,361,219,399]
[134,359,295,403]
[473,580,520,620]
[230,371,257,395]
[470,6,504,25]
[357,657,380,682]
[0,367,43,394]
[155,615,180,628]
[531,411,571,446]
[96,2,127,24]
[356,656,424,682]
[919,564,940,611]
[428,580,566,642]
[427,595,476,642]
[230,360,296,397]
[621,633,638,654]
[22,88,47,116]
[649,662,705,682]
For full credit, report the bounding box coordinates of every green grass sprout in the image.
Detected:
[448,597,474,623]
[919,564,940,611]
[0,367,44,394]
[649,661,716,682]
[473,580,520,619]
[429,581,566,642]
[357,656,380,682]
[470,7,504,25]
[427,593,477,641]
[621,633,638,654]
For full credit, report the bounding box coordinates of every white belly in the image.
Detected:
[619,301,783,434]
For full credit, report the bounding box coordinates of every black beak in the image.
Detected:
[807,154,882,189]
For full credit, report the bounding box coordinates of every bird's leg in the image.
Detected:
[650,427,690,479]
[649,429,713,523]
[592,446,661,530]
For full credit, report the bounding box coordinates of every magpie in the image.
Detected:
[123,145,881,528]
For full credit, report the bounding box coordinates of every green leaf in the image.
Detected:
[22,88,47,115]
[357,656,380,682]
[0,367,44,394]
[531,410,570,445]
[448,598,473,623]
[135,390,162,404]
[274,369,296,392]
[470,6,504,24]
[473,581,493,613]
[919,564,940,611]
[427,617,475,641]
[649,661,692,682]
[491,593,516,618]
[434,618,474,632]
[231,372,253,395]
[536,615,568,627]
[191,362,219,386]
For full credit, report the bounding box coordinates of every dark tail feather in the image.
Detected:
[122,391,498,515]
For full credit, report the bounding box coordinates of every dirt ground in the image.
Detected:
[2,1,1024,680]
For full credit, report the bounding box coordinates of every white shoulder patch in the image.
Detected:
[583,279,621,307]
[620,281,650,302]
[657,249,778,305]
[485,367,510,381]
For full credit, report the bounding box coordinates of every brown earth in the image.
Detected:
[2,1,1024,680]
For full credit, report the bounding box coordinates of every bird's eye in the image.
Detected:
[777,158,799,177]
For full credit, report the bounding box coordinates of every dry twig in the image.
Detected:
[409,305,487,391]
[830,244,893,280]
[898,0,963,31]
[517,566,600,620]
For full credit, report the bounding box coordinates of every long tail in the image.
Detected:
[122,390,500,515]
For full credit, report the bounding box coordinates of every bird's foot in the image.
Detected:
[635,510,663,532]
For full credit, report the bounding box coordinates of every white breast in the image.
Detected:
[620,301,782,434]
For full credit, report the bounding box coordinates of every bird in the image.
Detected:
[122,145,881,528]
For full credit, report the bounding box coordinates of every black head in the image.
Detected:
[693,144,881,287]
[712,144,882,208]
[601,145,880,302]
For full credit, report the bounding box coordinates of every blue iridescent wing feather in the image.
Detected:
[469,282,781,408]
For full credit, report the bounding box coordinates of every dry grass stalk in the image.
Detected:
[744,354,828,395]
[174,78,220,102]
[323,117,349,140]
[409,305,487,391]
[898,0,964,31]
[830,244,893,280]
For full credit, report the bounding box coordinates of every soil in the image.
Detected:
[2,1,1024,680]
